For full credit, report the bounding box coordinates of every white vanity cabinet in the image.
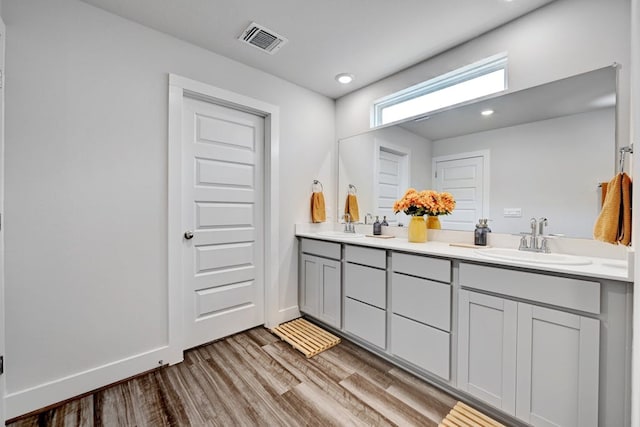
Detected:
[343,245,387,349]
[457,263,600,427]
[299,238,342,328]
[390,252,452,380]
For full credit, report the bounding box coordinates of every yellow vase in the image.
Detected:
[427,215,441,229]
[408,216,427,243]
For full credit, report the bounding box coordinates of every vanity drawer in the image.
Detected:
[345,263,386,309]
[391,273,450,331]
[344,298,386,349]
[459,263,600,314]
[301,238,341,260]
[391,314,450,380]
[392,252,451,283]
[345,245,386,268]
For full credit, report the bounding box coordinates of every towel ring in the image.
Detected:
[348,184,358,195]
[312,180,324,192]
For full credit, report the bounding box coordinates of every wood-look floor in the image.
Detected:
[8,326,458,426]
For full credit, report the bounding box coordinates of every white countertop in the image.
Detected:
[295,228,633,282]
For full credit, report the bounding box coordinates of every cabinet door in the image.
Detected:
[299,254,319,316]
[457,290,517,414]
[317,258,341,328]
[516,304,599,427]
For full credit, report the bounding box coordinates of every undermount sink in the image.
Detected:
[316,231,365,238]
[474,247,592,266]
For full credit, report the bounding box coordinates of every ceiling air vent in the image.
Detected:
[239,22,288,55]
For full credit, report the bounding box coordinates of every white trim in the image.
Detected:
[630,1,640,426]
[0,16,6,425]
[4,346,169,419]
[167,75,280,362]
[432,150,491,219]
[273,305,300,326]
[372,53,508,127]
[374,137,410,224]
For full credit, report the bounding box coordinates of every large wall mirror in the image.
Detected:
[338,66,617,239]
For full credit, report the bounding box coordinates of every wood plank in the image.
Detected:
[340,372,439,427]
[8,327,459,427]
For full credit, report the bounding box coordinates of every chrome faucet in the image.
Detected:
[518,217,550,253]
[343,213,355,233]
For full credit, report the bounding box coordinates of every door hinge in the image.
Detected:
[0,356,4,375]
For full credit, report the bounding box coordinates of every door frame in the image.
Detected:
[0,16,5,425]
[432,149,490,221]
[167,75,279,364]
[374,138,410,224]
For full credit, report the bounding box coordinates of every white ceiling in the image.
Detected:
[79,0,557,99]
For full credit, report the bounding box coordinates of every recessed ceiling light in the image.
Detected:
[335,73,354,84]
[481,109,494,116]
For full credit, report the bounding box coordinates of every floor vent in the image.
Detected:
[239,22,288,54]
[440,401,505,427]
[271,318,340,358]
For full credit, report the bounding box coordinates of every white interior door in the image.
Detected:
[378,148,408,225]
[433,152,487,231]
[182,96,264,349]
[0,17,5,424]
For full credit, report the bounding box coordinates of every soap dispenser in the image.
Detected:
[373,216,382,235]
[381,216,389,226]
[474,218,491,246]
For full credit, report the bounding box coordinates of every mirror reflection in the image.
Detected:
[338,66,617,238]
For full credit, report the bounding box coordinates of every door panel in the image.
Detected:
[299,254,319,315]
[516,304,599,427]
[377,148,408,225]
[434,155,485,231]
[318,259,341,328]
[457,290,517,414]
[183,97,264,349]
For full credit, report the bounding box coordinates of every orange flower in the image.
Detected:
[393,189,456,216]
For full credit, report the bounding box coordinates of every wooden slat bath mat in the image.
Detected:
[439,401,505,427]
[271,318,341,358]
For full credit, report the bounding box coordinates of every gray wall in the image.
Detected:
[432,109,615,238]
[336,0,631,144]
[339,126,432,222]
[2,0,335,416]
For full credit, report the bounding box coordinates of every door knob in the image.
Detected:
[184,230,194,240]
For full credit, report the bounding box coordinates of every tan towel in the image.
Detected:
[618,173,632,246]
[594,173,632,245]
[344,194,360,222]
[311,192,326,223]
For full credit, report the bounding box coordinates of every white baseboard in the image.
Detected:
[5,346,171,419]
[266,305,300,328]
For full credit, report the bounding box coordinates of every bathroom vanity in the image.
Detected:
[295,228,633,427]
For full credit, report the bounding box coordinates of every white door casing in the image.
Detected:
[168,75,279,363]
[375,141,409,225]
[0,17,6,424]
[433,151,489,231]
[181,97,264,349]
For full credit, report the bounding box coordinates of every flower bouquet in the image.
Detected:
[393,188,456,242]
[393,188,456,217]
